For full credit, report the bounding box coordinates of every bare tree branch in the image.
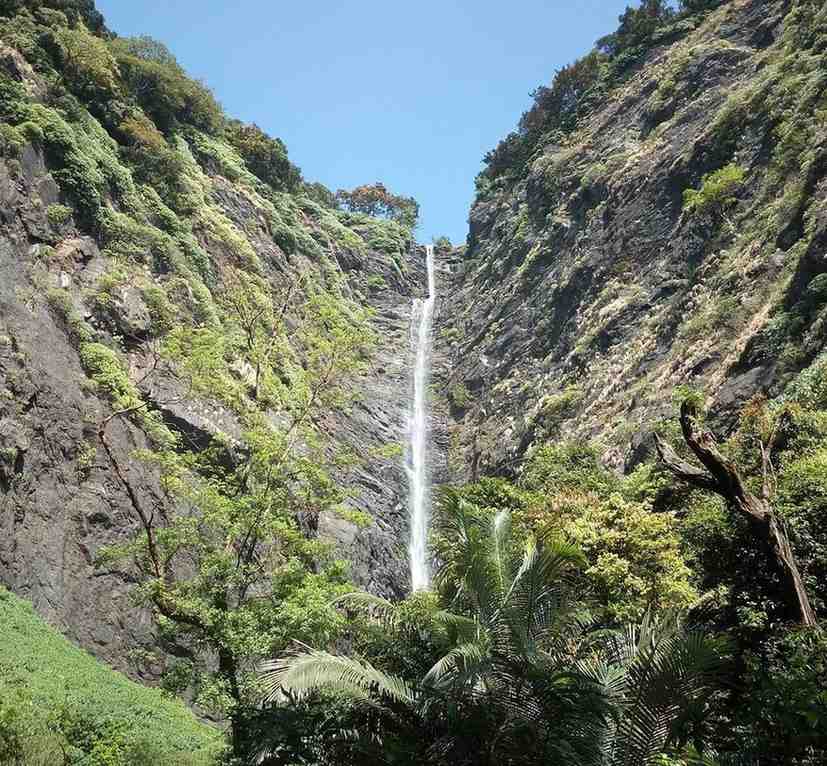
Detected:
[655,400,817,627]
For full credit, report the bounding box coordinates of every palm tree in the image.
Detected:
[257,491,729,765]
[577,610,730,765]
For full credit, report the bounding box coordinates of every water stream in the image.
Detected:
[408,244,436,591]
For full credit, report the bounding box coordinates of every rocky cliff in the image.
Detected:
[436,0,827,481]
[0,2,425,679]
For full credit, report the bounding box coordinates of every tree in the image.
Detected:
[225,120,302,193]
[597,0,675,57]
[482,50,604,182]
[654,399,817,626]
[682,164,745,233]
[303,181,338,209]
[336,183,420,230]
[111,36,224,134]
[96,280,376,755]
[679,0,723,13]
[0,0,106,32]
[51,24,121,99]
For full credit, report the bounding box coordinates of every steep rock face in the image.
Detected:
[0,108,422,679]
[437,0,827,479]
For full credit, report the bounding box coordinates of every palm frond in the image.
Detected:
[600,611,731,766]
[423,640,491,690]
[490,508,512,600]
[260,649,416,707]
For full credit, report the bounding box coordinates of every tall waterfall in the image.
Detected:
[408,244,436,591]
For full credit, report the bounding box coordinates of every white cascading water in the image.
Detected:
[408,244,436,591]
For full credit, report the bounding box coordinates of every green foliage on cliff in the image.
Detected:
[0,587,222,765]
[92,265,377,753]
[336,182,420,230]
[682,163,745,219]
[478,0,725,190]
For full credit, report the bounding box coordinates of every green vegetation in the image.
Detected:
[1,1,825,765]
[366,273,387,291]
[336,182,420,229]
[433,235,452,252]
[0,586,222,765]
[478,0,723,189]
[448,381,472,409]
[46,203,73,226]
[0,7,417,761]
[94,267,377,756]
[682,163,746,220]
[253,496,727,765]
[238,369,827,764]
[225,120,301,193]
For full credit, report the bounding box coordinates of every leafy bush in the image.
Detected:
[79,341,141,411]
[0,0,106,33]
[433,235,452,252]
[448,381,472,409]
[111,37,223,135]
[0,72,26,123]
[24,104,105,225]
[596,0,675,57]
[50,24,120,99]
[225,120,301,193]
[47,287,92,343]
[0,122,24,156]
[47,203,72,225]
[682,163,746,218]
[303,180,338,209]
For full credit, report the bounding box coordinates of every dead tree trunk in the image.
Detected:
[654,400,817,627]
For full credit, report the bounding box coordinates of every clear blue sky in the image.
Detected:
[96,1,630,244]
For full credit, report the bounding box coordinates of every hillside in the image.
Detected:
[0,586,222,763]
[0,0,424,687]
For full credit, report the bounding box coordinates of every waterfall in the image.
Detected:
[408,244,436,591]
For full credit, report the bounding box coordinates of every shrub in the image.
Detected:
[0,587,222,764]
[449,382,472,409]
[47,203,72,226]
[225,120,301,193]
[0,1,106,33]
[302,180,338,209]
[78,342,141,411]
[25,104,105,225]
[51,25,120,100]
[111,37,223,135]
[0,123,24,156]
[597,0,675,57]
[0,71,27,122]
[366,274,387,291]
[117,113,186,197]
[433,235,452,252]
[482,51,604,181]
[683,163,746,218]
[47,288,92,343]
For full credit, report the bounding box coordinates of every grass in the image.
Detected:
[0,586,223,765]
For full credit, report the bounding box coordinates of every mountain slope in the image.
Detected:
[437,0,827,478]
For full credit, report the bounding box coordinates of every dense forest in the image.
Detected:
[0,0,826,764]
